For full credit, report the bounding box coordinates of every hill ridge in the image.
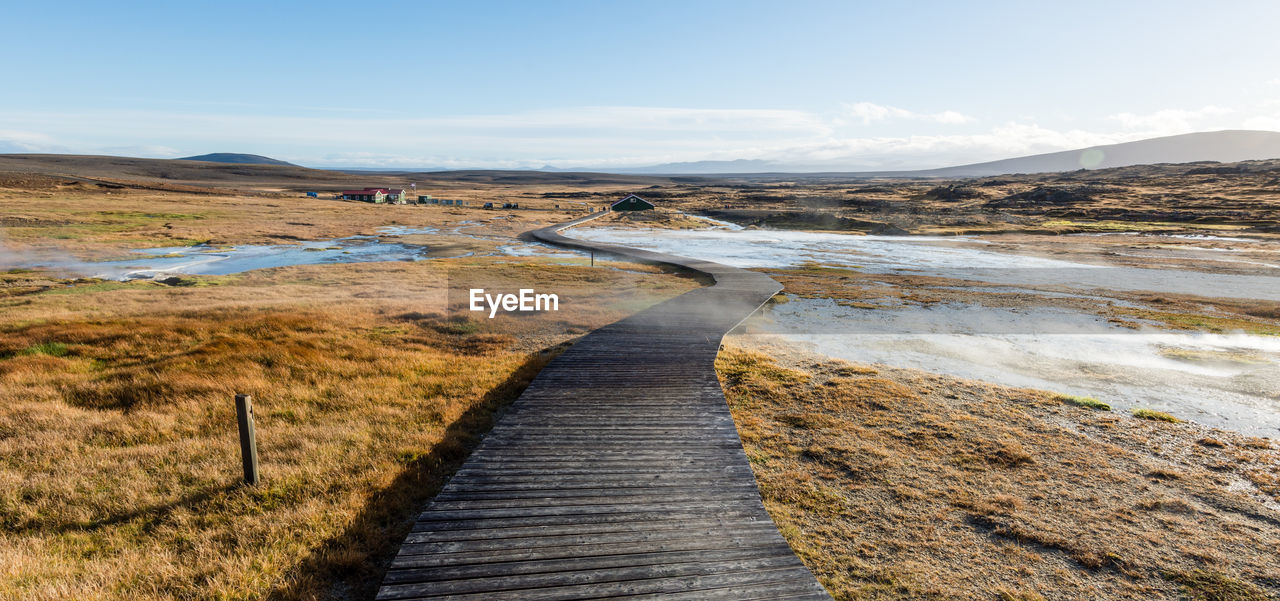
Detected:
[176,153,297,167]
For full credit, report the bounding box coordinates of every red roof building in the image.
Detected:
[340,187,407,203]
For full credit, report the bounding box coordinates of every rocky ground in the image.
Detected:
[539,158,1280,238]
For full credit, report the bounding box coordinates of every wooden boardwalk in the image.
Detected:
[376,213,831,600]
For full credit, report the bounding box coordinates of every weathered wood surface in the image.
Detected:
[377,213,831,600]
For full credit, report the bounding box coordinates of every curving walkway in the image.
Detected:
[376,212,831,600]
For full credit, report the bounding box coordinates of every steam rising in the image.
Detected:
[570,226,1280,300]
[0,228,130,279]
[573,224,1280,436]
[0,226,580,281]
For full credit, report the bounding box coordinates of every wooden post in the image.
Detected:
[235,394,260,486]
[590,250,594,266]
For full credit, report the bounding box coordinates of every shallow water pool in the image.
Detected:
[573,224,1280,435]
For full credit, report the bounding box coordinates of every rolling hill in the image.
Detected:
[176,153,298,166]
[913,130,1280,177]
[5,130,1280,189]
[614,130,1280,177]
[0,154,675,191]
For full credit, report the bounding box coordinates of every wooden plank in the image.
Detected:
[378,567,826,601]
[382,545,798,585]
[404,517,781,544]
[424,490,763,509]
[375,214,831,600]
[379,555,808,598]
[391,538,792,570]
[396,524,785,557]
[413,500,764,522]
[410,508,771,534]
[433,482,761,497]
[447,471,754,484]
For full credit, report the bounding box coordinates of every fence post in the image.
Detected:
[235,394,260,485]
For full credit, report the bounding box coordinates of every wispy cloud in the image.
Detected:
[0,107,835,166]
[2,101,1274,170]
[427,106,832,134]
[1242,115,1280,131]
[98,144,183,158]
[740,122,1138,170]
[0,130,64,153]
[843,102,974,126]
[1107,106,1232,133]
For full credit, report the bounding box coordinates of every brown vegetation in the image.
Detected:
[599,209,713,229]
[605,159,1280,237]
[760,265,1280,339]
[5,152,1279,239]
[4,153,1279,600]
[717,340,1280,600]
[0,251,695,600]
[0,181,598,263]
[0,154,672,192]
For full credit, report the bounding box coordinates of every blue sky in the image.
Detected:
[3,0,1279,169]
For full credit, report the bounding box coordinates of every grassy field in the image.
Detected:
[0,175,605,263]
[4,158,1279,600]
[0,249,696,600]
[761,264,1280,339]
[680,160,1280,237]
[0,170,705,599]
[717,340,1280,601]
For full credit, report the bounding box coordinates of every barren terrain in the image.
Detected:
[0,166,700,600]
[1,156,1278,600]
[719,338,1280,601]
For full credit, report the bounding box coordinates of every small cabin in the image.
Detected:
[342,188,387,203]
[611,194,655,211]
[340,187,409,204]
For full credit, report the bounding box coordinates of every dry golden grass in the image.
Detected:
[611,160,1280,238]
[761,266,1280,341]
[0,253,696,600]
[717,340,1280,601]
[601,209,713,230]
[1,306,533,600]
[0,182,598,263]
[7,157,1278,601]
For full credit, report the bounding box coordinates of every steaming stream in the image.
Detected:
[7,226,582,280]
[570,224,1280,436]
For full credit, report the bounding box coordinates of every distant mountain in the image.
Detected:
[177,153,297,166]
[603,159,787,175]
[910,130,1280,178]
[0,154,675,189]
[599,130,1280,177]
